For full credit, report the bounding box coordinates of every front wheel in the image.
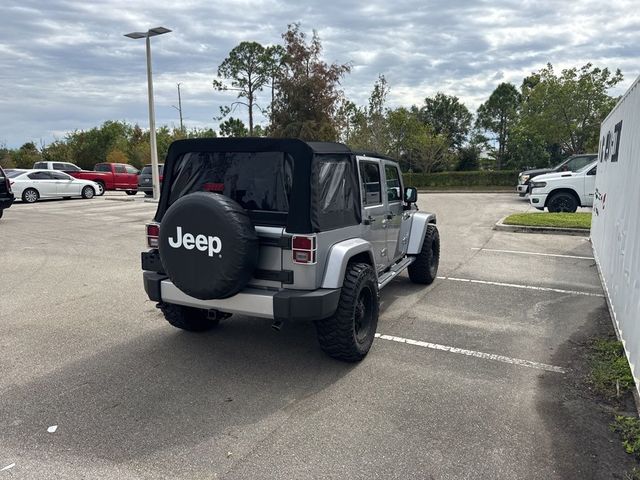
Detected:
[81,186,95,199]
[547,192,578,213]
[95,182,105,196]
[408,224,440,285]
[158,303,220,332]
[22,188,39,203]
[315,263,379,362]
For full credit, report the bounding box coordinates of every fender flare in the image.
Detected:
[407,212,437,255]
[321,238,376,289]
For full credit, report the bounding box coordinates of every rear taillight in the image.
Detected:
[146,223,160,248]
[292,235,316,264]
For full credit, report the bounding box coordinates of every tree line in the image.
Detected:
[0,24,623,172]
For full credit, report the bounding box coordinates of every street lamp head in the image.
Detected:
[124,27,171,39]
[148,27,172,36]
[124,31,147,39]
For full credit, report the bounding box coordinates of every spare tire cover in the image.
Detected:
[159,192,259,300]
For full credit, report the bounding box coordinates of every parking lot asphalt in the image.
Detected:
[0,193,633,479]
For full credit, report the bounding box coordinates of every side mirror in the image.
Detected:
[404,186,417,203]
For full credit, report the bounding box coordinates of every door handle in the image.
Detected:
[364,216,377,225]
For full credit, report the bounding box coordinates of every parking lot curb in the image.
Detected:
[494,216,590,236]
[104,196,136,202]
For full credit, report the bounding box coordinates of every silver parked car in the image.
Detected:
[9,169,99,203]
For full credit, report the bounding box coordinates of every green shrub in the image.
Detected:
[612,416,640,459]
[590,339,635,400]
[404,170,518,188]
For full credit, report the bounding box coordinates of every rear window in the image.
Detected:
[6,170,25,178]
[95,164,110,172]
[141,165,163,175]
[33,162,47,169]
[168,152,293,213]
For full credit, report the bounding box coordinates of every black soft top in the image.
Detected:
[155,138,365,233]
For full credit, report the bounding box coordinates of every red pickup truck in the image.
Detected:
[69,163,139,196]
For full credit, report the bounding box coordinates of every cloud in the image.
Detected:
[0,0,638,147]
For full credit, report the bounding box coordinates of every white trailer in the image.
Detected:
[591,74,640,391]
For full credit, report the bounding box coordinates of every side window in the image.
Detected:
[28,172,52,180]
[587,165,597,176]
[52,162,65,170]
[566,156,593,171]
[64,163,80,171]
[50,171,70,180]
[33,162,46,169]
[360,161,382,205]
[577,156,595,170]
[384,165,402,202]
[114,164,127,174]
[125,165,139,174]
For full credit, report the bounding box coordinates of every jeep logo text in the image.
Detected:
[168,226,222,257]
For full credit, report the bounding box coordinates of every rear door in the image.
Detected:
[28,171,57,197]
[383,162,404,263]
[125,164,139,188]
[113,164,128,188]
[359,159,387,271]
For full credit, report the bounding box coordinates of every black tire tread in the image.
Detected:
[159,303,219,332]
[315,263,378,362]
[547,191,578,213]
[408,224,440,285]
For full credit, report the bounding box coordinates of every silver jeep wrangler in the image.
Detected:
[142,138,439,361]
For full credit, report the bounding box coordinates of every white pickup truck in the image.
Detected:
[529,161,597,212]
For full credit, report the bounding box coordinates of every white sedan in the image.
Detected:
[7,169,100,203]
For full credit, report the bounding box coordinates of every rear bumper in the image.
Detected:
[143,271,341,322]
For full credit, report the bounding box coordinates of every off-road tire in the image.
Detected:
[408,224,440,285]
[547,191,578,213]
[315,263,379,362]
[159,302,219,332]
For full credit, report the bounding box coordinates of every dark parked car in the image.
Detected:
[138,164,164,197]
[0,166,16,219]
[516,154,597,196]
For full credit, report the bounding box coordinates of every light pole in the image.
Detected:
[124,26,171,201]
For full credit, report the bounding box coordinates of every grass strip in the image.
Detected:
[503,212,591,229]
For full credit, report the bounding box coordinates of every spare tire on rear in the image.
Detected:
[159,192,259,300]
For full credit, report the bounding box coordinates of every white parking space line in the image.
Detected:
[471,247,594,260]
[437,276,604,297]
[375,333,567,373]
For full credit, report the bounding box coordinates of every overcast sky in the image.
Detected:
[1,0,638,148]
